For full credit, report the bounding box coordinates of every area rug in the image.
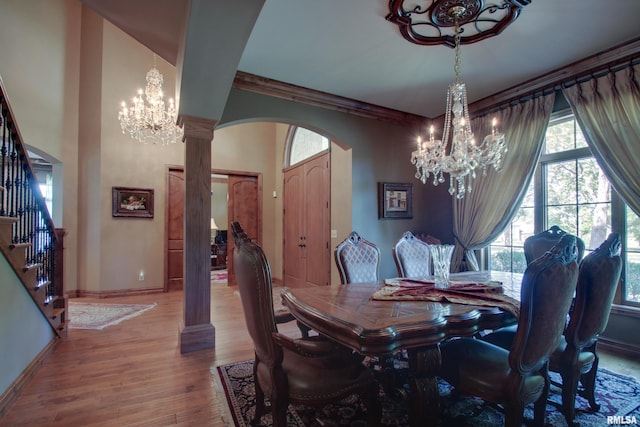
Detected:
[212,269,228,284]
[216,359,640,427]
[68,302,157,330]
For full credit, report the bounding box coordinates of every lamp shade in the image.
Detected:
[211,217,219,230]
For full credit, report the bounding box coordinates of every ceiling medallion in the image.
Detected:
[386,0,530,48]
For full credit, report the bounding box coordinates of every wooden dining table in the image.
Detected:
[281,271,523,427]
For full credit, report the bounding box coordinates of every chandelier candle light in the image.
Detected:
[411,5,507,199]
[118,55,183,145]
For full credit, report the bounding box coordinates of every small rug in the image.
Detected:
[68,302,157,330]
[216,359,640,427]
[212,269,228,284]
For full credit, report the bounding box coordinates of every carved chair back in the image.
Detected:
[334,231,381,284]
[231,222,281,367]
[524,225,585,265]
[565,232,622,350]
[510,234,580,374]
[392,231,432,278]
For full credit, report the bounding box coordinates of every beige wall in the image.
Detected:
[0,0,81,295]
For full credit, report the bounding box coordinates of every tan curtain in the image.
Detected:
[451,93,555,272]
[562,64,640,217]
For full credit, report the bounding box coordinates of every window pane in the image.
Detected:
[289,127,329,166]
[577,158,610,204]
[626,206,640,304]
[490,206,533,273]
[546,205,578,235]
[578,203,611,251]
[545,117,587,153]
[546,160,576,205]
[490,246,527,274]
[521,180,534,208]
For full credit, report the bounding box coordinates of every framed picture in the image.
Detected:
[112,187,154,218]
[378,182,413,219]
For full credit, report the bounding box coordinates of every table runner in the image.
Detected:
[373,278,520,319]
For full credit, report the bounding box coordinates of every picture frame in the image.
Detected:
[112,187,154,218]
[378,182,413,219]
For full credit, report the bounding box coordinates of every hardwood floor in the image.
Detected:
[1,283,639,426]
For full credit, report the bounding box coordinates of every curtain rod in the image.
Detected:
[474,54,640,118]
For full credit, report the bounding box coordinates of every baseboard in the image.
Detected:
[598,336,640,359]
[72,287,165,299]
[0,337,58,418]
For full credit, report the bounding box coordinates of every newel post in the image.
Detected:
[179,115,216,354]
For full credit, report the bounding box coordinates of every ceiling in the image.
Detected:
[82,0,640,119]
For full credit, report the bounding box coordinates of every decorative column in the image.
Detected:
[179,115,216,354]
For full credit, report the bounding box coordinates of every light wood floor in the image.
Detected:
[1,283,639,426]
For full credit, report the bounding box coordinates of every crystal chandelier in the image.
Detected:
[118,55,183,145]
[411,6,507,199]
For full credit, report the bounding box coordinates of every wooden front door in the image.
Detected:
[283,152,330,287]
[165,168,261,289]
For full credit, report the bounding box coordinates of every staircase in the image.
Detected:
[1,81,67,337]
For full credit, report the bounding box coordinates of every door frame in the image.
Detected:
[164,165,262,291]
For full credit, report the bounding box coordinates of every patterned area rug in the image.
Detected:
[212,269,228,284]
[216,359,640,426]
[68,302,157,330]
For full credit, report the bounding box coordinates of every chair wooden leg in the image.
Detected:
[270,392,288,427]
[504,403,525,427]
[580,355,600,411]
[532,370,550,427]
[559,366,580,427]
[252,369,266,424]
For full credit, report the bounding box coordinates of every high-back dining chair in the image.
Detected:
[524,225,585,265]
[438,234,579,427]
[548,232,622,425]
[231,222,381,426]
[481,233,622,426]
[335,231,381,284]
[392,231,432,278]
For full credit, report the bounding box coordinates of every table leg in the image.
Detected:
[407,345,441,427]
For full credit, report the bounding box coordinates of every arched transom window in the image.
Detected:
[287,126,329,167]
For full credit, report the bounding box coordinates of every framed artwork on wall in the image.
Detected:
[378,182,413,219]
[112,187,154,218]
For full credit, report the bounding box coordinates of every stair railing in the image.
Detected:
[0,79,59,305]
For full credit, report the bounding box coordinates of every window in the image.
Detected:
[286,126,329,167]
[489,111,640,307]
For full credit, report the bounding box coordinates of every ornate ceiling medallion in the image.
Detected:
[386,0,530,48]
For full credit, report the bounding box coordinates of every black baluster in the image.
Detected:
[1,99,6,217]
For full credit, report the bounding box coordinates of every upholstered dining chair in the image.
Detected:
[551,232,622,425]
[481,233,622,426]
[229,222,310,337]
[438,234,579,427]
[335,231,381,284]
[524,225,586,265]
[231,222,381,427]
[392,231,432,278]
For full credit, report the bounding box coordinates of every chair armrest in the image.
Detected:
[274,312,296,324]
[272,332,349,358]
